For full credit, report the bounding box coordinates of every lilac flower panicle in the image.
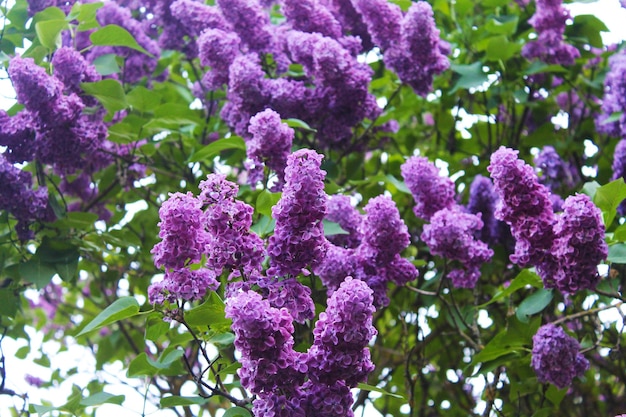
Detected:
[611,139,626,214]
[421,208,493,288]
[151,192,207,270]
[264,277,315,323]
[198,173,239,205]
[488,147,556,268]
[225,290,305,394]
[170,0,230,38]
[308,277,377,387]
[362,195,410,265]
[0,110,37,163]
[531,324,589,388]
[302,380,355,417]
[597,50,626,138]
[467,175,500,245]
[545,194,607,293]
[401,156,455,221]
[253,393,306,417]
[351,0,402,51]
[246,109,294,190]
[533,146,579,192]
[9,56,63,112]
[281,0,343,39]
[313,244,357,294]
[216,0,274,52]
[148,268,219,304]
[197,29,241,90]
[266,149,327,277]
[52,47,101,94]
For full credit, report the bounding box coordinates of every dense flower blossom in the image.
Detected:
[543,194,607,293]
[531,324,589,388]
[361,195,410,265]
[384,2,449,96]
[253,393,306,417]
[612,139,626,214]
[264,277,315,323]
[302,380,354,417]
[0,110,37,163]
[148,268,220,304]
[597,49,626,138]
[197,29,241,90]
[225,290,306,394]
[9,55,63,112]
[488,147,556,269]
[216,0,274,52]
[307,278,376,387]
[151,192,207,270]
[467,175,501,246]
[245,109,294,190]
[266,149,327,277]
[351,0,402,51]
[421,208,493,288]
[313,245,357,293]
[325,195,363,248]
[522,0,579,65]
[323,0,373,50]
[281,0,343,39]
[401,156,456,221]
[0,155,52,240]
[533,146,579,192]
[52,47,101,96]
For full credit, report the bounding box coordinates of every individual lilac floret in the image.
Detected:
[197,29,241,90]
[225,290,306,394]
[325,195,363,249]
[361,195,410,265]
[384,2,449,96]
[522,0,580,65]
[543,194,607,293]
[151,192,207,270]
[245,109,294,191]
[533,146,579,192]
[351,0,402,51]
[612,139,626,215]
[488,147,556,269]
[281,0,342,39]
[401,156,456,221]
[467,175,501,246]
[307,277,377,387]
[266,149,327,277]
[531,324,589,388]
[148,268,220,304]
[421,208,493,288]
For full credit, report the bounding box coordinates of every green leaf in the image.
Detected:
[126,85,161,112]
[357,383,406,399]
[35,19,68,50]
[485,35,521,61]
[449,62,490,93]
[0,289,20,317]
[580,180,600,200]
[145,314,170,341]
[19,257,57,289]
[77,297,140,336]
[90,24,151,55]
[485,15,518,35]
[189,136,247,163]
[223,407,252,417]
[608,243,626,264]
[79,392,125,407]
[385,174,411,194]
[256,190,282,217]
[284,118,316,132]
[323,220,349,236]
[516,289,553,323]
[31,404,57,416]
[545,385,567,407]
[209,332,236,347]
[160,396,209,408]
[81,79,128,113]
[92,54,121,76]
[601,112,623,125]
[184,293,231,332]
[594,178,626,227]
[127,349,184,377]
[479,269,543,307]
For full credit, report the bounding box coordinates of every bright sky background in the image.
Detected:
[2,1,626,417]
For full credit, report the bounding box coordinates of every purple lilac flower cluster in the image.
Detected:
[226,278,377,417]
[421,208,494,288]
[522,0,580,65]
[489,147,607,293]
[466,175,503,246]
[401,156,456,221]
[612,139,626,215]
[315,196,418,307]
[325,195,363,249]
[531,324,589,388]
[597,49,626,138]
[245,109,294,191]
[533,146,579,196]
[488,147,556,269]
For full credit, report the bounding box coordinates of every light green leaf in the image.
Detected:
[608,243,626,264]
[126,85,161,112]
[485,35,521,61]
[127,349,184,377]
[81,79,128,113]
[31,404,57,416]
[189,136,246,163]
[450,62,490,93]
[185,293,231,332]
[256,190,282,217]
[284,118,316,132]
[79,392,125,407]
[90,24,151,55]
[323,220,349,236]
[485,15,518,35]
[77,297,140,336]
[92,54,121,76]
[160,396,209,408]
[594,178,626,227]
[357,383,406,399]
[223,407,252,417]
[479,269,543,307]
[35,19,68,50]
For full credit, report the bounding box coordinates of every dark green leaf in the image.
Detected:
[0,289,20,317]
[19,257,57,289]
[160,396,209,407]
[77,297,140,336]
[485,15,518,35]
[450,62,490,93]
[185,293,231,332]
[189,136,246,163]
[223,407,252,417]
[516,289,553,323]
[126,85,161,112]
[479,269,543,307]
